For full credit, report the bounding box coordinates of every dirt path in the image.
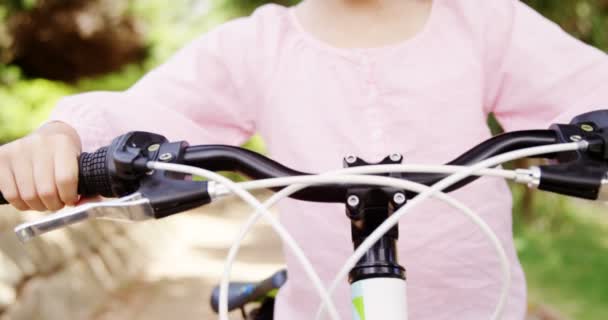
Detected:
[92,195,285,320]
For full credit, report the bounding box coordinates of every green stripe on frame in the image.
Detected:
[353,296,366,320]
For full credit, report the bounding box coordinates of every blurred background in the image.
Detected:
[0,0,607,319]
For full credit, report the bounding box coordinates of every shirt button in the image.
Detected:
[367,87,378,99]
[371,129,383,139]
[360,55,372,69]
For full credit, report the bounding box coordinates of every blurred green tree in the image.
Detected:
[524,0,608,50]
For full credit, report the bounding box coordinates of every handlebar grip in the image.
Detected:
[78,147,114,198]
[0,147,112,206]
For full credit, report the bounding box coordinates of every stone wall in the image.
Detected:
[0,207,156,320]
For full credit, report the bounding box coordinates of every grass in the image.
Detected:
[512,185,608,319]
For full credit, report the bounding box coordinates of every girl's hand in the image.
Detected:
[0,122,82,211]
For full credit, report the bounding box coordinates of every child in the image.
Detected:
[2,0,608,318]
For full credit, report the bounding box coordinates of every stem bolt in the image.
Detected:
[581,124,594,132]
[345,155,357,164]
[570,135,583,142]
[159,153,173,161]
[347,195,360,207]
[389,153,402,162]
[393,193,406,205]
[147,144,160,152]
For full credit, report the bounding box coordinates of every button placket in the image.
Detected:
[359,54,386,153]
[360,55,378,100]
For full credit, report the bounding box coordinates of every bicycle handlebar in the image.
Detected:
[2,110,608,208]
[6,109,608,244]
[179,130,559,202]
[0,130,560,206]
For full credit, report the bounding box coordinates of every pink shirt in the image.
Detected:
[50,1,608,319]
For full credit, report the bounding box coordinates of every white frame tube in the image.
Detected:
[351,277,408,320]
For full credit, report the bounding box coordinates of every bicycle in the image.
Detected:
[3,109,608,320]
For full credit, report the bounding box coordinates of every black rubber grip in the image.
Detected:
[78,147,113,198]
[0,147,112,205]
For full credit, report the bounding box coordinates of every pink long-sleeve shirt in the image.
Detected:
[50,0,608,319]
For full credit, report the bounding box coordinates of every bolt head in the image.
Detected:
[581,124,594,132]
[389,153,402,162]
[159,153,173,161]
[347,195,360,207]
[345,155,357,164]
[147,144,161,152]
[393,193,406,205]
[570,135,583,142]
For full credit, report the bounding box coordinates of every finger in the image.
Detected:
[33,145,63,211]
[0,164,29,211]
[11,148,46,211]
[54,138,80,206]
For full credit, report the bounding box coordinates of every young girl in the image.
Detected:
[1,0,607,319]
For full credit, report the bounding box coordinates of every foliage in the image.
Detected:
[1,0,37,11]
[0,0,295,144]
[0,0,211,143]
[513,186,608,319]
[215,0,299,19]
[524,0,608,50]
[0,66,73,142]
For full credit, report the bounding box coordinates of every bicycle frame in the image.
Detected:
[352,277,408,319]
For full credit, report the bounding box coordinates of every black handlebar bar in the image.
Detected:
[0,130,560,205]
[180,130,559,202]
[3,109,608,208]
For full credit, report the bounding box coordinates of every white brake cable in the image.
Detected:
[216,166,518,320]
[223,174,508,320]
[146,162,342,320]
[150,163,521,320]
[318,142,584,320]
[150,142,582,320]
[204,164,534,320]
[233,165,518,191]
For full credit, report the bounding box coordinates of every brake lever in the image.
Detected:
[14,133,213,242]
[14,193,154,243]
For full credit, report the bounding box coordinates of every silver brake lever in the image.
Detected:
[14,193,155,243]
